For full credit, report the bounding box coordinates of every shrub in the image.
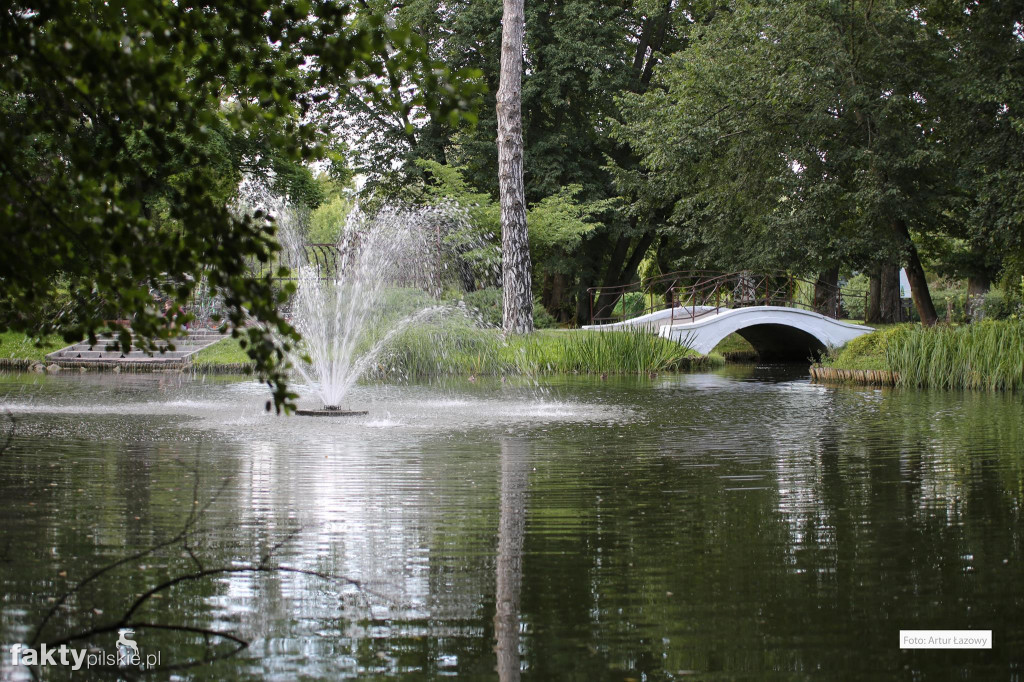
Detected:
[931,286,968,324]
[614,292,647,320]
[455,287,502,327]
[981,289,1022,320]
[841,273,870,320]
[452,287,557,329]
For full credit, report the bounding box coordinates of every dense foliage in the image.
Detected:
[1,0,479,409]
[340,0,1023,327]
[338,0,686,323]
[614,0,1023,325]
[3,0,1021,400]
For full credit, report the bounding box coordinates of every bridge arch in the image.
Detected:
[657,306,872,361]
[731,323,827,360]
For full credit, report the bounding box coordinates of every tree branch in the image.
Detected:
[33,468,371,677]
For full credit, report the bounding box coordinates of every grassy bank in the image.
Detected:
[0,332,67,363]
[192,336,251,364]
[191,324,722,377]
[818,324,907,371]
[818,321,1024,391]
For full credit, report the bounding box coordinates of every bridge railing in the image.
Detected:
[587,270,868,326]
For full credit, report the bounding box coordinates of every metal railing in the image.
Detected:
[587,270,868,326]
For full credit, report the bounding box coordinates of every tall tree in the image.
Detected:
[615,0,948,324]
[920,0,1024,308]
[334,0,690,324]
[497,0,533,333]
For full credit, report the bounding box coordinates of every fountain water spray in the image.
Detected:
[235,177,499,415]
[276,200,497,415]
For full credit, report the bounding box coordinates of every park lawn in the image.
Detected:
[192,336,252,365]
[0,332,68,363]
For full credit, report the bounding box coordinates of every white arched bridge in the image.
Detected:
[582,271,874,360]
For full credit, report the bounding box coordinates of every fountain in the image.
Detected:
[275,200,497,416]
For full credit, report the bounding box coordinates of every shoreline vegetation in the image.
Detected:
[6,320,1021,391]
[201,325,733,377]
[816,320,1024,391]
[1,327,727,378]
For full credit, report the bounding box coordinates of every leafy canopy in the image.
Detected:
[0,0,479,410]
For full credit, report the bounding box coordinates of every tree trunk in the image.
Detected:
[620,231,656,285]
[591,231,656,323]
[966,274,990,322]
[879,262,901,323]
[892,219,937,326]
[813,266,840,316]
[574,283,591,327]
[866,264,882,323]
[547,272,567,322]
[497,0,532,334]
[592,236,631,320]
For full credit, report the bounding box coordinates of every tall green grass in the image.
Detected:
[522,328,715,375]
[373,324,720,378]
[193,291,723,378]
[888,321,1024,391]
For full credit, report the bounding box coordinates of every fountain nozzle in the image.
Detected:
[295,406,369,417]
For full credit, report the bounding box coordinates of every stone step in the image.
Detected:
[46,331,229,366]
[54,346,202,357]
[63,342,188,351]
[53,356,185,365]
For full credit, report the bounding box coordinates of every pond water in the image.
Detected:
[0,367,1021,680]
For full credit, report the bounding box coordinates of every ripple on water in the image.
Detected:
[1,371,1022,681]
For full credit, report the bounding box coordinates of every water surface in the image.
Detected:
[1,367,1021,680]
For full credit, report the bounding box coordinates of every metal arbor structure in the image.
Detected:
[587,270,868,326]
[250,240,445,291]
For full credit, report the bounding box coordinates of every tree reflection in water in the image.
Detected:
[495,438,529,681]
